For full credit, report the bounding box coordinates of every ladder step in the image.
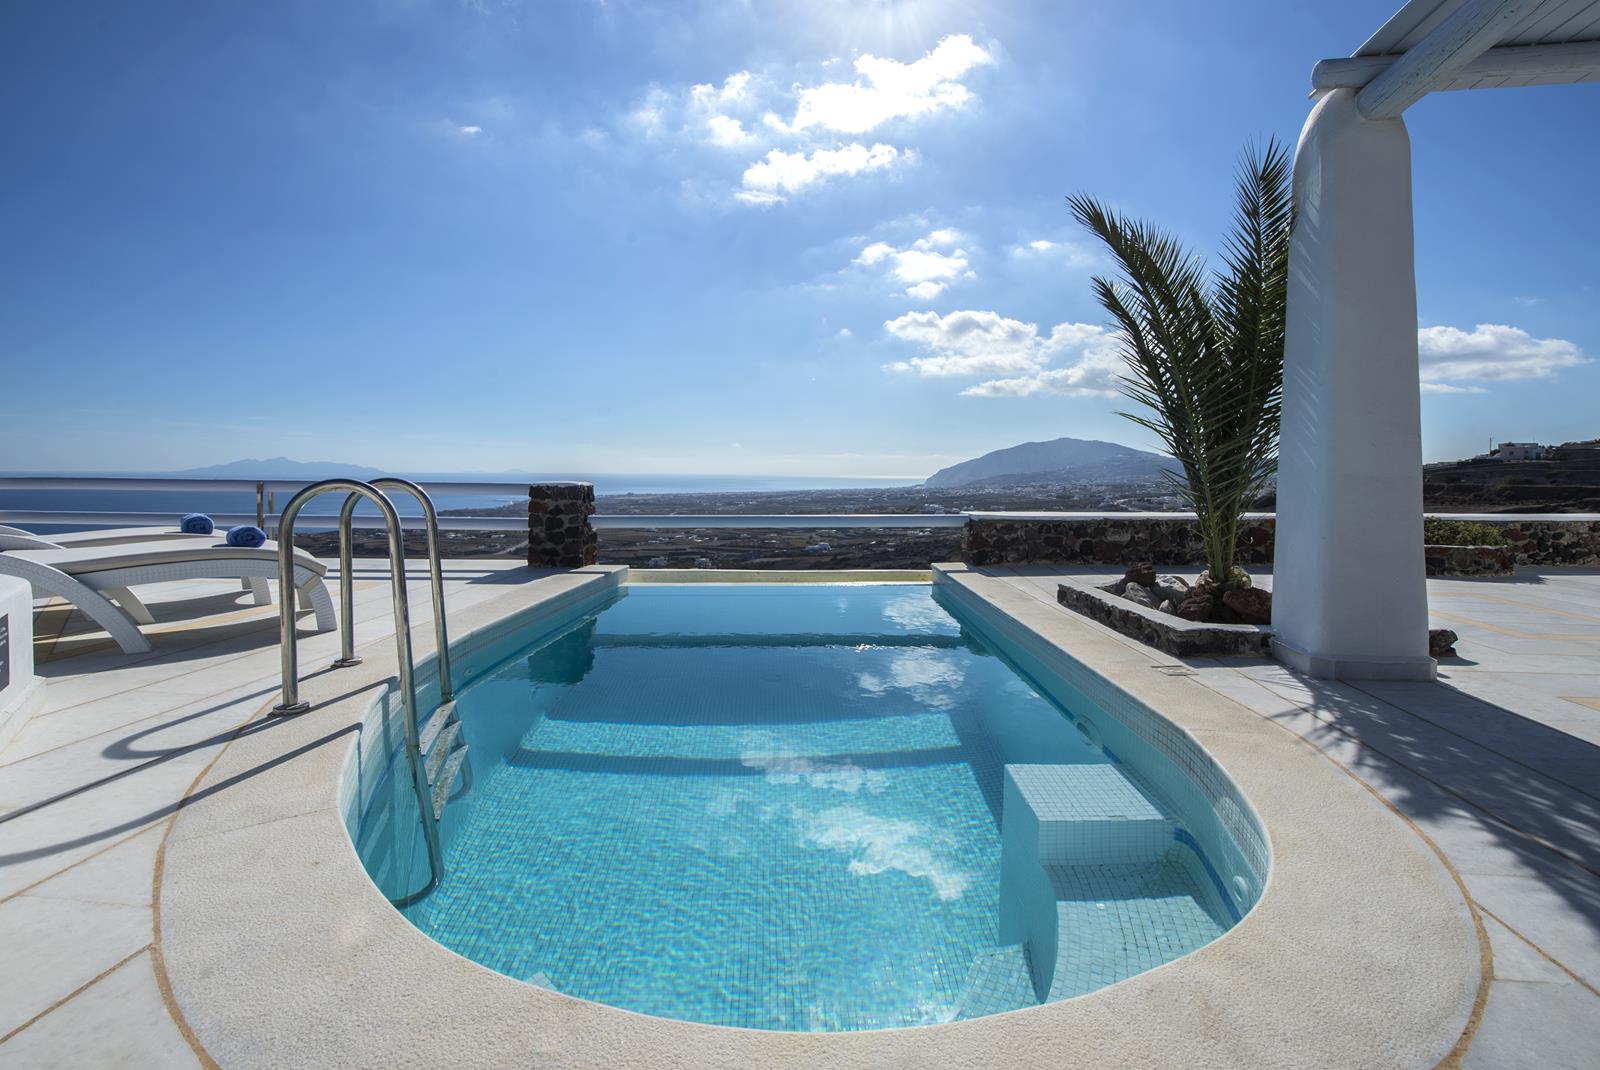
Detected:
[431,747,469,820]
[424,721,462,784]
[419,701,457,755]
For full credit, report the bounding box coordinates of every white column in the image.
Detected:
[1271,88,1434,681]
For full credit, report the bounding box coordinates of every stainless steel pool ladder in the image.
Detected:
[270,477,468,905]
[334,478,470,826]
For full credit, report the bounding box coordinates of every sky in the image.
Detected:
[2,0,1596,479]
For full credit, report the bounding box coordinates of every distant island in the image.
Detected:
[171,457,386,479]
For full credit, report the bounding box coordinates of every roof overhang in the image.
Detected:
[1310,0,1600,117]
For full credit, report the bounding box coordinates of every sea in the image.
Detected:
[0,472,917,532]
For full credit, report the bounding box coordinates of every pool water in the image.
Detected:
[355,584,1238,1031]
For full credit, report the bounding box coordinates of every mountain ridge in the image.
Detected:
[923,437,1171,489]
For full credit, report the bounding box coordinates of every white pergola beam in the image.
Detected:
[1315,39,1600,93]
[1357,0,1549,118]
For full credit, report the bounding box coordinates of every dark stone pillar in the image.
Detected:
[527,483,597,568]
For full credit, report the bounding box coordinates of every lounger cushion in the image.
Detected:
[3,539,327,577]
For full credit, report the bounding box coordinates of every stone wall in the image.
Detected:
[1423,545,1516,577]
[963,516,1275,568]
[527,483,597,568]
[963,514,1600,571]
[1480,518,1600,567]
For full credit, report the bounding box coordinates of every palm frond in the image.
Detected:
[1070,138,1292,588]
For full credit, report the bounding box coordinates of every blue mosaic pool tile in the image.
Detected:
[954,944,1037,1019]
[352,585,1255,1032]
[1043,848,1229,1002]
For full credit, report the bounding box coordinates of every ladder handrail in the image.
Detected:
[333,477,454,701]
[271,478,442,902]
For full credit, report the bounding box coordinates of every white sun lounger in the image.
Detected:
[0,537,335,655]
[0,524,218,549]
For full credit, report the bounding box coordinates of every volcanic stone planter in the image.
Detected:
[1057,578,1273,658]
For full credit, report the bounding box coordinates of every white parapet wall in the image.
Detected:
[0,576,43,751]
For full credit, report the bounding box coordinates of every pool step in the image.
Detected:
[1039,854,1229,1002]
[1003,765,1174,867]
[430,748,469,820]
[424,720,463,783]
[954,944,1037,1019]
[420,700,470,821]
[419,701,456,753]
[998,764,1176,1001]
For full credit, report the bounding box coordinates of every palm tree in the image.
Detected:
[1069,140,1292,599]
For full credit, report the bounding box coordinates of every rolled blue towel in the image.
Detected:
[180,513,215,535]
[225,525,267,549]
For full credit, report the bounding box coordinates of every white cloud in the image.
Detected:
[893,249,968,283]
[920,228,964,248]
[884,310,1123,397]
[736,143,911,204]
[853,230,974,301]
[690,70,753,108]
[1417,324,1588,388]
[1009,236,1100,267]
[779,34,993,135]
[618,37,989,206]
[457,124,483,136]
[835,327,854,339]
[705,114,751,147]
[961,350,1123,397]
[627,100,667,137]
[1419,382,1488,395]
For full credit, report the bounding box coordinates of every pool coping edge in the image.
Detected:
[154,565,1482,1070]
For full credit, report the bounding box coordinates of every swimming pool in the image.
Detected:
[349,583,1265,1032]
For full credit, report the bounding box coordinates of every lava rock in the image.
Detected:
[1122,583,1157,608]
[1429,628,1459,657]
[1221,586,1272,625]
[1175,591,1215,621]
[1198,566,1252,590]
[1121,561,1157,588]
[1153,576,1191,605]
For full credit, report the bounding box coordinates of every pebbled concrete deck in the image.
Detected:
[993,564,1600,1070]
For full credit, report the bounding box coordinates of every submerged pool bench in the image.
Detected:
[999,763,1230,1003]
